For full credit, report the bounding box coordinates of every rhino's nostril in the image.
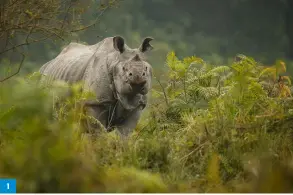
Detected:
[129,72,132,76]
[142,72,145,76]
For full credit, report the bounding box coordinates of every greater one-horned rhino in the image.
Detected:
[39,36,154,137]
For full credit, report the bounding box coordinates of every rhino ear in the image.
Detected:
[113,36,125,53]
[139,37,154,53]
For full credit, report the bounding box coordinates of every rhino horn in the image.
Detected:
[132,54,141,61]
[139,37,154,53]
[113,36,125,53]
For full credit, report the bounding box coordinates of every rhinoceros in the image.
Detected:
[39,36,154,137]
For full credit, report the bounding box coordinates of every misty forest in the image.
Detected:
[1,0,293,193]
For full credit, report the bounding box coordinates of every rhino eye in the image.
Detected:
[129,72,132,76]
[142,72,145,76]
[145,67,148,71]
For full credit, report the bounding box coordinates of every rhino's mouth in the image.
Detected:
[116,92,146,111]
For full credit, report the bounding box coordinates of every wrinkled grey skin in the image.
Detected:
[39,36,154,137]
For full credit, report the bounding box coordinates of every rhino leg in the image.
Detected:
[115,107,143,138]
[82,102,109,135]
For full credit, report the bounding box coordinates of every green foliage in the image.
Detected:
[144,52,293,191]
[1,53,293,192]
[0,76,168,193]
[259,60,292,98]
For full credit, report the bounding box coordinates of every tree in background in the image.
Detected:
[2,0,293,79]
[78,0,293,66]
[0,0,119,82]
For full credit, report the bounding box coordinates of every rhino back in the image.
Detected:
[39,40,106,84]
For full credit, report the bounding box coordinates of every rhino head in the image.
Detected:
[110,36,153,110]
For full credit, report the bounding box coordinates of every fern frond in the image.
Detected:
[275,60,286,75]
[183,56,204,67]
[282,76,291,86]
[186,75,199,84]
[198,72,214,81]
[279,85,292,98]
[188,85,218,100]
[260,67,276,79]
[209,66,231,75]
[166,51,180,70]
[235,54,257,66]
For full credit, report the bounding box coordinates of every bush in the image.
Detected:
[0,53,293,192]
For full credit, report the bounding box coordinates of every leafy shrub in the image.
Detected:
[0,53,293,192]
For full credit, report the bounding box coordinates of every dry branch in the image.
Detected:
[0,0,119,82]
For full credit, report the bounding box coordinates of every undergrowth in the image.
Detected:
[1,53,293,192]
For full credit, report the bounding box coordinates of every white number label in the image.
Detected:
[6,183,9,190]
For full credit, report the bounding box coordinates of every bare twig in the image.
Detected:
[179,141,208,161]
[0,0,118,82]
[0,52,25,82]
[70,1,113,32]
[155,76,169,106]
[0,36,51,55]
[60,1,72,31]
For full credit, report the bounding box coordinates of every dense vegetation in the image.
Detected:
[1,0,293,193]
[1,52,293,192]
